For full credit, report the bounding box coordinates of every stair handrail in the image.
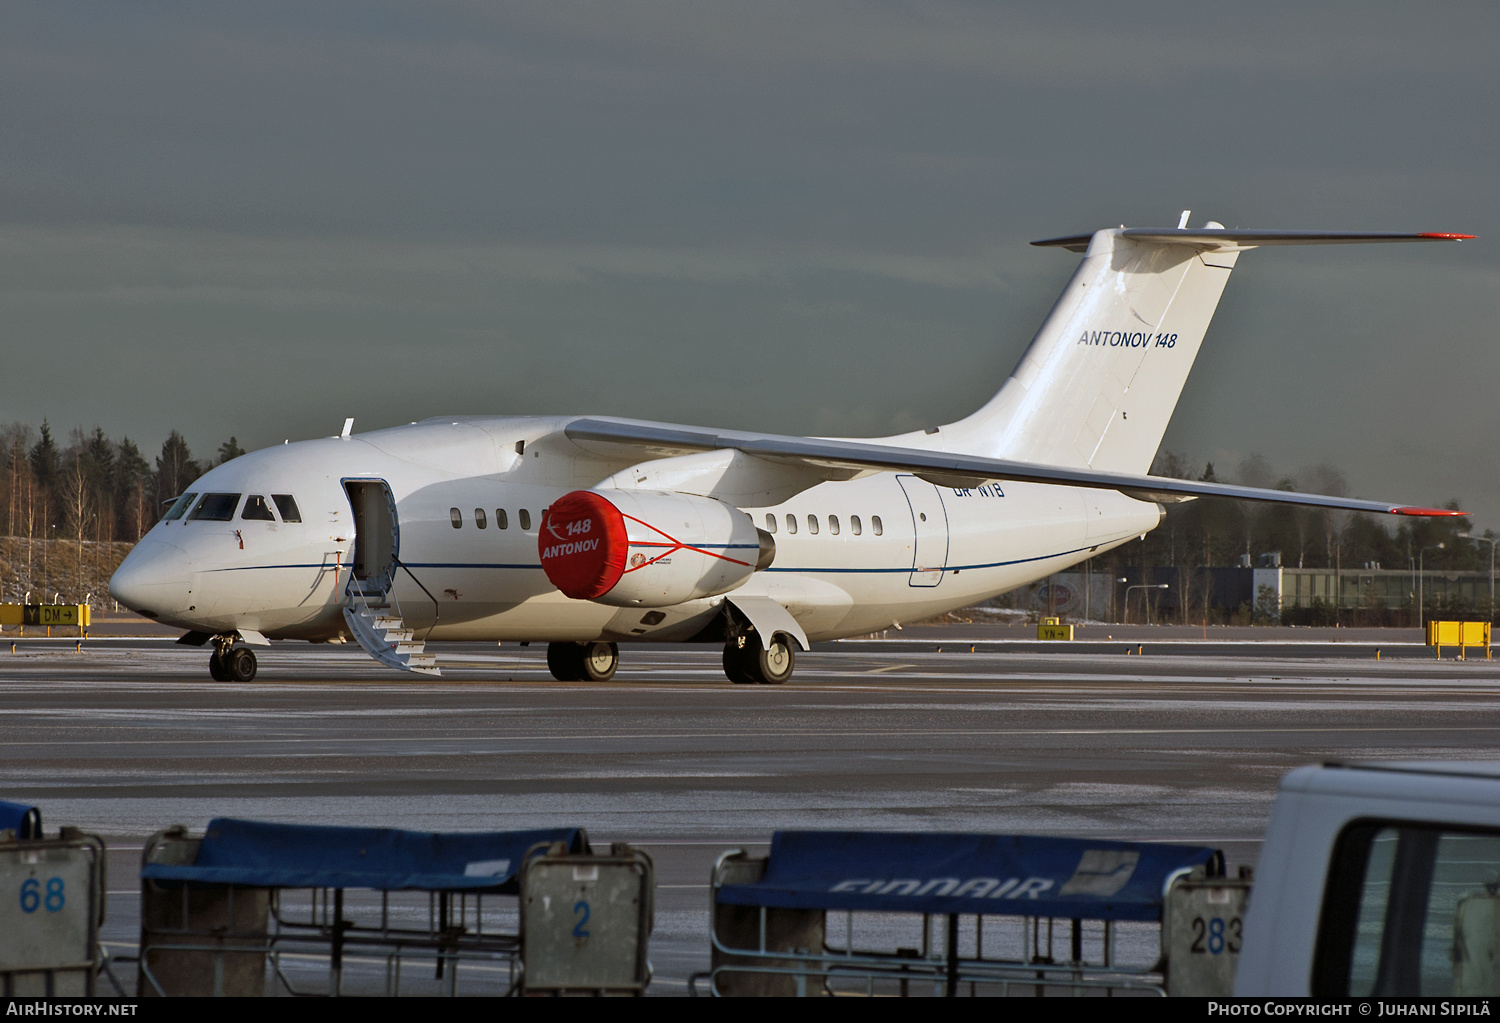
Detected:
[392,557,441,642]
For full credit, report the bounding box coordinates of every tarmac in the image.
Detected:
[4,619,1498,993]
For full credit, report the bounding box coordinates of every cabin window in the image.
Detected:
[241,495,276,521]
[785,514,797,535]
[765,513,777,533]
[828,515,840,535]
[162,493,198,522]
[807,514,819,535]
[850,514,862,535]
[872,515,883,536]
[189,493,241,521]
[271,495,301,522]
[450,508,463,528]
[519,509,532,530]
[496,509,508,529]
[474,508,487,529]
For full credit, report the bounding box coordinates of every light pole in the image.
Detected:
[1112,577,1127,622]
[1125,583,1169,625]
[1418,543,1445,627]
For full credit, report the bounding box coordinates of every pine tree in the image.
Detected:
[114,438,151,539]
[155,432,201,509]
[216,437,246,465]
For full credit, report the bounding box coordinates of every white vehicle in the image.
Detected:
[108,218,1469,683]
[1237,761,1500,997]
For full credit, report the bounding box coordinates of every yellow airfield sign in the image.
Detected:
[0,604,91,627]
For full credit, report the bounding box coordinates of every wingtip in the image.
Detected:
[1420,233,1476,240]
[1392,506,1468,517]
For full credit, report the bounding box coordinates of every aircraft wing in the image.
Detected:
[564,417,1461,517]
[1031,228,1474,253]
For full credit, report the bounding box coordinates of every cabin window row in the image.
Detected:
[450,507,536,530]
[764,513,882,537]
[162,492,302,523]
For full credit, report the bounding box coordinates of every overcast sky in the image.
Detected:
[4,2,1497,524]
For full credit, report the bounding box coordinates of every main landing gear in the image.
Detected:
[208,637,258,682]
[723,633,795,685]
[539,633,796,684]
[547,641,619,682]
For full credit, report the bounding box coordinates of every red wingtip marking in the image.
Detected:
[1420,233,1476,240]
[1393,506,1468,517]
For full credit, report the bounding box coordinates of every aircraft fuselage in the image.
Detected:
[112,415,1160,645]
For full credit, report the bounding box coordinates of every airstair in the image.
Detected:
[343,602,440,676]
[340,478,440,676]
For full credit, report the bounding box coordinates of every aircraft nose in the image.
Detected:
[109,538,191,618]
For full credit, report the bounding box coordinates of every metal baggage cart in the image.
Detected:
[698,830,1241,997]
[0,800,108,997]
[138,818,591,996]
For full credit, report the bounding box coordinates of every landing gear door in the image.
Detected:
[897,476,949,588]
[343,479,399,600]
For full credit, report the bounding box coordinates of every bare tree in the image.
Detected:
[62,458,91,601]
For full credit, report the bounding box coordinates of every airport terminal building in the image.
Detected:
[1006,558,1496,625]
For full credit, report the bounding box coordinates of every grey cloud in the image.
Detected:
[1,2,1496,525]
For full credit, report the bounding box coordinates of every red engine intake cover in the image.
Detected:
[538,491,629,599]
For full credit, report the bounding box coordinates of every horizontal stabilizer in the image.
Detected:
[1033,228,1473,253]
[565,417,1463,518]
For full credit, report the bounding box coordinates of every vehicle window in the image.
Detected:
[496,509,508,530]
[828,514,840,535]
[765,513,777,533]
[188,493,241,521]
[872,515,883,536]
[271,494,301,523]
[851,514,862,535]
[1317,822,1500,996]
[241,495,276,521]
[474,508,487,529]
[785,514,797,535]
[162,493,198,522]
[519,509,531,530]
[450,508,462,528]
[807,515,819,535]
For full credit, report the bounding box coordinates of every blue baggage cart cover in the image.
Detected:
[0,800,40,840]
[716,831,1222,922]
[140,818,587,892]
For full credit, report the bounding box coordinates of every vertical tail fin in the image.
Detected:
[941,223,1469,474]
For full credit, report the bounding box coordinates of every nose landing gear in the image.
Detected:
[208,637,258,682]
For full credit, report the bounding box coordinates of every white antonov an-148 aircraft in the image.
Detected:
[109,218,1470,684]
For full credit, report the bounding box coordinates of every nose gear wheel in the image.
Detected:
[208,642,257,682]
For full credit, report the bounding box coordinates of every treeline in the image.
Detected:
[0,421,244,544]
[1098,451,1481,573]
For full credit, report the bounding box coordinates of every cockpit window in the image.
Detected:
[271,495,301,523]
[162,493,198,522]
[189,493,241,521]
[241,495,276,521]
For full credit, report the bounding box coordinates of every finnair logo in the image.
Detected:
[541,538,599,559]
[829,876,1055,899]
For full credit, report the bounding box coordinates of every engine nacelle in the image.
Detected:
[539,490,771,607]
